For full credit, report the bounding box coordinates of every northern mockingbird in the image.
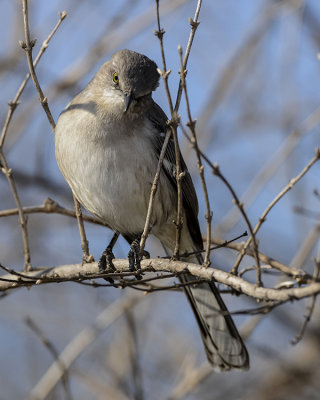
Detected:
[55,49,249,370]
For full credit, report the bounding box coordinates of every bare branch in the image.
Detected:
[178,44,212,265]
[26,317,73,400]
[291,245,320,345]
[1,259,320,303]
[155,0,184,257]
[21,0,56,131]
[232,148,320,275]
[21,0,92,264]
[28,294,142,400]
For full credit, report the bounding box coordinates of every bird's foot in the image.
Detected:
[142,250,150,259]
[128,238,143,280]
[98,247,116,273]
[98,247,116,284]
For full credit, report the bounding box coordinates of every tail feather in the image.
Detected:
[167,247,249,370]
[179,270,249,370]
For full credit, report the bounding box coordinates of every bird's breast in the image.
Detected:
[55,108,174,235]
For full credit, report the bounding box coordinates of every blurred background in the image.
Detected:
[1,0,320,399]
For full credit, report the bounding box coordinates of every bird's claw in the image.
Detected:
[98,248,116,273]
[98,248,116,284]
[128,239,143,280]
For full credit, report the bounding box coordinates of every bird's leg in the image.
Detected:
[128,237,141,272]
[142,250,150,259]
[98,231,120,273]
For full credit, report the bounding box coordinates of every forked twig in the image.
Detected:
[0,150,31,270]
[28,295,142,400]
[0,10,67,272]
[155,0,183,258]
[20,0,91,262]
[232,148,320,275]
[26,317,73,400]
[0,11,66,147]
[291,246,320,345]
[180,124,261,283]
[178,45,212,266]
[140,0,203,258]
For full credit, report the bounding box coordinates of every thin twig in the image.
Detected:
[28,294,142,400]
[212,163,262,284]
[2,259,320,302]
[0,197,108,227]
[293,206,320,220]
[139,131,171,255]
[0,11,66,147]
[217,106,320,234]
[232,148,320,275]
[26,317,73,400]
[140,0,202,256]
[179,123,261,282]
[155,0,183,258]
[289,224,320,270]
[178,45,212,266]
[174,0,202,112]
[21,0,56,131]
[125,310,144,400]
[0,12,67,271]
[291,245,320,345]
[0,150,31,271]
[73,195,93,262]
[21,0,90,263]
[161,231,248,260]
[208,237,311,282]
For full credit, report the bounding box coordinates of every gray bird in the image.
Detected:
[55,49,249,370]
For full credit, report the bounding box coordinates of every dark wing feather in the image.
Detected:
[147,100,203,250]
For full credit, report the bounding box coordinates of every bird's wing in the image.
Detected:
[147,99,249,370]
[147,99,203,251]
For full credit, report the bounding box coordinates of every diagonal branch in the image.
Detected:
[28,294,142,400]
[231,148,320,275]
[20,0,91,263]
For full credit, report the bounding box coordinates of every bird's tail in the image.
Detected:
[166,246,249,371]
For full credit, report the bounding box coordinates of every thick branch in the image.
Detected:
[1,260,320,302]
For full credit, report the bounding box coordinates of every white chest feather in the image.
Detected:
[55,102,174,235]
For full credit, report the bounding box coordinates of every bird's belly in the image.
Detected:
[60,134,171,236]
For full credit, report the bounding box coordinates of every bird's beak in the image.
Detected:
[123,91,133,112]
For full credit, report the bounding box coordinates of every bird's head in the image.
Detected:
[95,49,160,114]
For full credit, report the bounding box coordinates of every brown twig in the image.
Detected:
[0,11,66,147]
[291,245,320,345]
[217,106,320,235]
[20,0,91,263]
[0,197,106,225]
[289,224,320,270]
[73,196,93,263]
[174,0,202,112]
[232,148,320,275]
[211,163,262,284]
[162,231,248,260]
[1,259,320,302]
[178,45,212,266]
[179,123,261,282]
[139,130,171,255]
[2,4,66,272]
[21,0,56,131]
[207,237,311,282]
[26,317,73,400]
[155,0,183,258]
[28,294,142,400]
[141,0,202,257]
[0,150,31,271]
[0,12,67,272]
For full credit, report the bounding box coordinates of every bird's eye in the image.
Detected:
[113,72,119,84]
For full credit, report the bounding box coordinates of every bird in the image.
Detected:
[54,49,249,370]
